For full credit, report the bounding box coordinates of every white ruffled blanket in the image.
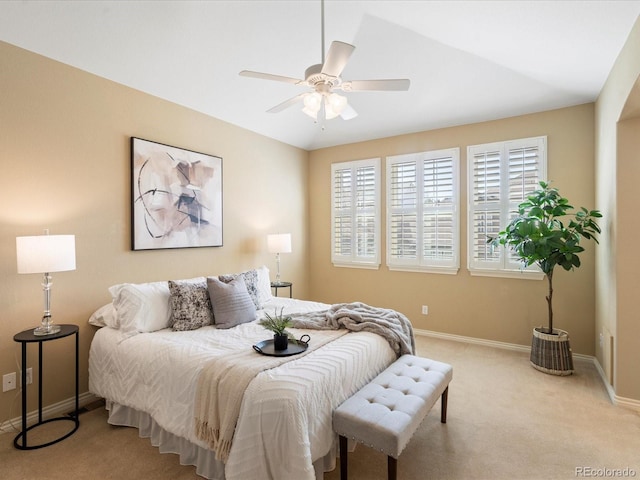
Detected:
[89,297,397,480]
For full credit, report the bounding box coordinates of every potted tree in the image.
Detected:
[259,307,295,351]
[490,181,602,375]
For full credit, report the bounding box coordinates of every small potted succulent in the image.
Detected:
[490,181,601,375]
[259,307,294,350]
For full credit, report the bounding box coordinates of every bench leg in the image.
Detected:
[388,456,397,480]
[441,386,449,423]
[339,435,348,480]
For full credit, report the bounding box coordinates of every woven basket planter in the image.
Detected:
[530,327,574,376]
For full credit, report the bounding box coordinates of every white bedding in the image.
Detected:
[89,297,396,480]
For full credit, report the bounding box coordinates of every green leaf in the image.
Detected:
[529,206,543,218]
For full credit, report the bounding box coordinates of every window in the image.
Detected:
[467,136,547,277]
[386,148,460,274]
[331,158,381,268]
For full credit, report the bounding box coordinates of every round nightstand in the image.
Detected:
[271,281,293,298]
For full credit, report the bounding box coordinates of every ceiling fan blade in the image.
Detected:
[321,41,355,78]
[340,103,358,121]
[239,70,304,85]
[341,79,411,92]
[267,93,307,113]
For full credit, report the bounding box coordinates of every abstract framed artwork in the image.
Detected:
[131,137,223,250]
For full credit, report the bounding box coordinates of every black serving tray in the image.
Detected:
[253,335,310,357]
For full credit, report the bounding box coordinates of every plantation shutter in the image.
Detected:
[469,145,503,270]
[388,160,418,261]
[423,154,456,264]
[387,149,459,273]
[331,158,380,268]
[355,165,377,259]
[332,166,353,259]
[467,136,546,274]
[505,138,546,269]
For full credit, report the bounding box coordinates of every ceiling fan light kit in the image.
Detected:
[239,0,409,125]
[302,90,347,121]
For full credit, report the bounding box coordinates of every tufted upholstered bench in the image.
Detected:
[332,354,453,480]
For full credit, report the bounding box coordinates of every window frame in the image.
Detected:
[331,158,381,269]
[386,148,460,275]
[467,136,547,279]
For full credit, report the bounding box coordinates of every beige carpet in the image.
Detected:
[1,335,639,480]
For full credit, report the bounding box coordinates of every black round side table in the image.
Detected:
[271,281,293,298]
[13,324,80,450]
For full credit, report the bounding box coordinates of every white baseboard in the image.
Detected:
[613,394,640,411]
[591,359,640,411]
[414,328,640,412]
[414,327,532,354]
[0,391,100,435]
[592,355,618,401]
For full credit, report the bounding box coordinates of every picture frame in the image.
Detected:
[131,137,223,250]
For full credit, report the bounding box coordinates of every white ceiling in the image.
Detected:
[1,1,639,150]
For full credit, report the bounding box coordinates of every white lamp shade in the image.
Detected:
[16,234,76,274]
[267,233,292,254]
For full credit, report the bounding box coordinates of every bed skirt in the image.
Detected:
[105,401,336,480]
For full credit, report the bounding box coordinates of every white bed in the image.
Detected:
[89,289,396,480]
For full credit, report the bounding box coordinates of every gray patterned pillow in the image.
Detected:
[207,276,256,329]
[219,269,261,310]
[169,278,214,331]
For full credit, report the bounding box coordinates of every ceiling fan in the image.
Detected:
[239,0,410,123]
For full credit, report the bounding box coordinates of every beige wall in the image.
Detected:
[309,104,597,354]
[616,116,640,401]
[595,15,640,402]
[0,41,310,421]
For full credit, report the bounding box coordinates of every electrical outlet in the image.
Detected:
[421,305,429,315]
[3,372,17,392]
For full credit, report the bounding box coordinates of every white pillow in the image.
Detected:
[88,303,119,329]
[256,265,273,305]
[108,281,171,334]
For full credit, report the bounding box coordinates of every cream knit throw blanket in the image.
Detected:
[290,302,415,357]
[194,328,347,462]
